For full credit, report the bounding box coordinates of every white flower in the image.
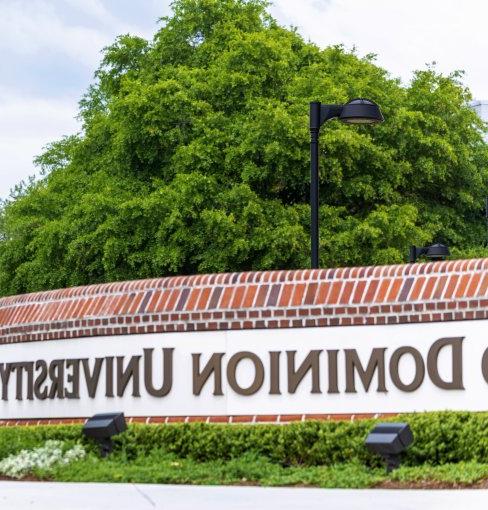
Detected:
[0,440,86,479]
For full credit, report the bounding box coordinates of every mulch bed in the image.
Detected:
[2,475,488,488]
[0,475,43,482]
[375,479,488,490]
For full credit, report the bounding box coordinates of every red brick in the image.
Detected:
[278,284,294,307]
[188,416,207,423]
[242,285,258,307]
[186,288,201,311]
[208,416,229,423]
[328,282,343,305]
[352,280,366,304]
[304,414,329,421]
[376,279,391,303]
[467,273,482,297]
[387,278,403,302]
[363,280,379,303]
[231,286,246,309]
[165,289,181,312]
[422,277,438,300]
[315,282,330,304]
[196,287,211,310]
[444,275,460,299]
[218,287,233,309]
[279,415,303,422]
[231,416,254,423]
[455,274,471,298]
[154,289,171,312]
[255,415,278,423]
[339,281,354,305]
[478,273,488,296]
[254,285,269,307]
[304,283,318,305]
[291,284,306,306]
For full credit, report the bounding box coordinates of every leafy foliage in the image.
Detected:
[3,412,488,469]
[0,0,487,295]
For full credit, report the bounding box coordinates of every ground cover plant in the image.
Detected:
[0,440,85,479]
[2,412,488,488]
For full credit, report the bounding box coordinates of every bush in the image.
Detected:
[2,412,488,467]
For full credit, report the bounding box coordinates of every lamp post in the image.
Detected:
[309,98,384,269]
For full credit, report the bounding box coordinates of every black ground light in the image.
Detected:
[83,412,127,457]
[409,243,450,263]
[365,422,413,473]
[309,98,383,269]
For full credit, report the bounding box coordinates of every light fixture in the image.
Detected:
[339,98,384,124]
[409,243,450,263]
[365,422,413,473]
[83,412,127,457]
[309,98,384,269]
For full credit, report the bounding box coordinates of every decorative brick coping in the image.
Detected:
[0,413,397,427]
[1,258,488,344]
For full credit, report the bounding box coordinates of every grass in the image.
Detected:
[26,450,488,488]
[389,462,488,485]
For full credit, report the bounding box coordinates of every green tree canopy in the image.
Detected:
[1,0,487,296]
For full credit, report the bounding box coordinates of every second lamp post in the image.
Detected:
[309,98,384,269]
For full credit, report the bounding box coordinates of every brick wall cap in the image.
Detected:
[0,259,488,342]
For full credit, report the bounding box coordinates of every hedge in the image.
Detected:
[1,412,488,467]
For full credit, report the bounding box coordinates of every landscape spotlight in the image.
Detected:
[365,422,413,473]
[409,243,450,263]
[310,98,383,269]
[83,412,127,457]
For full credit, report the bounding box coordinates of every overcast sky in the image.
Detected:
[1,0,488,200]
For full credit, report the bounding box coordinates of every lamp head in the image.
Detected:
[339,98,384,125]
[365,422,413,473]
[83,412,127,457]
[425,243,450,261]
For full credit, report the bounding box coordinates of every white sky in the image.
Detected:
[1,0,488,200]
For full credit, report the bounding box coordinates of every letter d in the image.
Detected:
[427,337,464,390]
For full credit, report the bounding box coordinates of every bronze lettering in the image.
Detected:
[34,360,48,400]
[0,363,11,401]
[287,350,321,394]
[105,357,114,397]
[144,348,173,397]
[25,362,34,400]
[82,358,104,398]
[227,351,264,396]
[269,352,281,395]
[48,360,65,399]
[327,350,339,394]
[427,337,464,390]
[482,347,488,384]
[11,363,24,400]
[345,348,387,393]
[117,355,141,397]
[192,352,223,396]
[65,359,81,399]
[389,347,425,392]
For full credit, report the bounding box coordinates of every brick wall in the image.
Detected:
[1,258,487,425]
[0,258,487,345]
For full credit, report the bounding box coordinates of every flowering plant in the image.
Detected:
[0,440,85,479]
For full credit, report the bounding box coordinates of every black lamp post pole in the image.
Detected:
[310,101,321,269]
[308,98,383,269]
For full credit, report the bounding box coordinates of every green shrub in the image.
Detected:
[2,412,488,467]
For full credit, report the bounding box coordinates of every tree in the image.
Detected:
[0,0,487,296]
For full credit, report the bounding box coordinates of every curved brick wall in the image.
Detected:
[1,258,488,345]
[2,259,488,426]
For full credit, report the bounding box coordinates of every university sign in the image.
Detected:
[1,259,488,422]
[0,319,487,419]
